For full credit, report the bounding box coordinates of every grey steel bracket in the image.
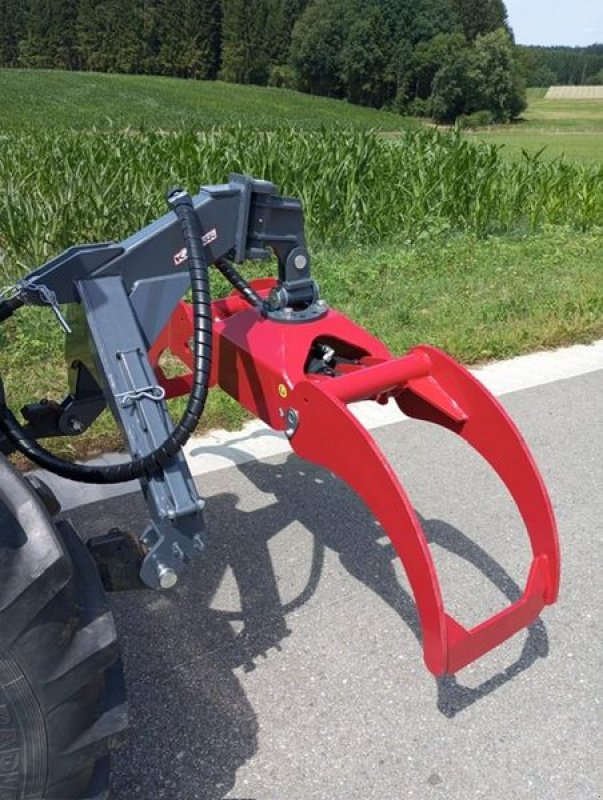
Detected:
[18,176,320,336]
[20,361,105,437]
[77,275,205,590]
[265,298,329,324]
[4,175,326,586]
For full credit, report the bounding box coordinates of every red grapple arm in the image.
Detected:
[150,283,559,676]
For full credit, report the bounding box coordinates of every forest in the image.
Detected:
[518,44,603,88]
[0,0,599,122]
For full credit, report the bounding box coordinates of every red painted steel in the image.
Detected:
[149,281,560,675]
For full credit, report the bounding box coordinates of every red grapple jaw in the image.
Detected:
[289,347,559,675]
[150,287,560,676]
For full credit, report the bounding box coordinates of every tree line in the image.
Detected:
[1,0,530,122]
[517,45,603,88]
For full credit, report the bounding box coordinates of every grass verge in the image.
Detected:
[2,226,602,461]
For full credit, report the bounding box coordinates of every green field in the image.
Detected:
[0,68,411,131]
[472,130,603,164]
[474,88,603,164]
[521,92,603,132]
[2,69,601,164]
[3,127,600,277]
[0,70,602,458]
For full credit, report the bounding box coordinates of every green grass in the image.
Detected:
[2,227,601,459]
[3,69,600,166]
[0,68,412,132]
[520,95,603,132]
[471,130,603,164]
[473,89,603,164]
[329,229,603,360]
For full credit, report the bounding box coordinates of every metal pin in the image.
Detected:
[285,408,299,438]
[156,562,178,590]
[21,283,72,334]
[171,542,185,561]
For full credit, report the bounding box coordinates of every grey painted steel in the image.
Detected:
[13,242,124,305]
[7,173,321,589]
[129,273,191,349]
[17,174,316,341]
[77,276,205,589]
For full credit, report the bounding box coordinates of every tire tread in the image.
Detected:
[0,471,127,800]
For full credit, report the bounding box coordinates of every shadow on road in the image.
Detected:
[68,446,550,799]
[223,451,550,720]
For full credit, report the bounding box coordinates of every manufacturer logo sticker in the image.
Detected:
[173,247,188,267]
[202,228,218,246]
[172,228,218,267]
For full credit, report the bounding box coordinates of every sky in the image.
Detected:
[505,0,603,47]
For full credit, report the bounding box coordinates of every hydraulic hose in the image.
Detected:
[0,294,25,323]
[214,258,268,311]
[0,189,212,484]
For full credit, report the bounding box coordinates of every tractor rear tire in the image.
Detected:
[0,454,127,800]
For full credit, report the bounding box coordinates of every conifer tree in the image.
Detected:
[448,0,509,41]
[0,0,26,66]
[220,0,270,84]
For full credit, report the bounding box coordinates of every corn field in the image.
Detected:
[1,127,602,281]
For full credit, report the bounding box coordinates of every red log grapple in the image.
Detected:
[0,175,560,677]
[150,278,560,676]
[0,176,562,798]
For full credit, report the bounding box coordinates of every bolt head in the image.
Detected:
[68,416,84,433]
[156,563,178,590]
[267,288,281,310]
[294,254,308,271]
[285,408,299,438]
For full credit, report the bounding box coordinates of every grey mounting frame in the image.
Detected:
[7,175,319,590]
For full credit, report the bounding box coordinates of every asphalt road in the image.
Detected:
[66,371,602,800]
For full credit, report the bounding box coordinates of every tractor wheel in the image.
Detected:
[0,454,127,800]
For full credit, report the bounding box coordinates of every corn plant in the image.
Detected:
[1,127,601,282]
